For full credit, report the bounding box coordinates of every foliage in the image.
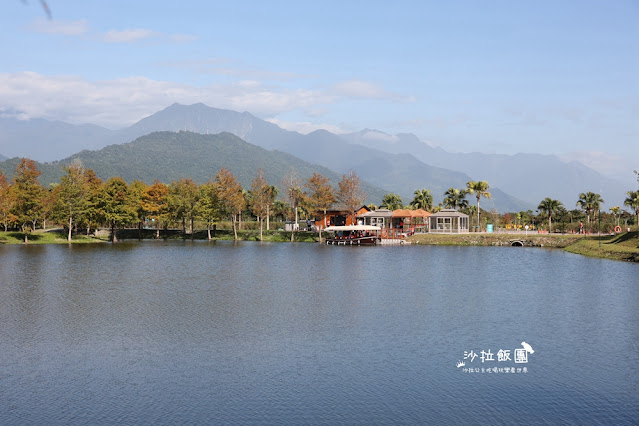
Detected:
[50,162,91,242]
[168,177,199,235]
[216,168,245,240]
[141,180,170,231]
[196,180,221,239]
[10,158,44,242]
[537,197,563,233]
[577,191,604,231]
[250,168,270,241]
[96,177,137,242]
[624,190,639,234]
[443,188,468,210]
[337,170,366,219]
[466,181,491,231]
[0,170,15,231]
[381,193,403,211]
[411,188,433,211]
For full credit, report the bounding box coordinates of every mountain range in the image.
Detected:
[0,103,629,210]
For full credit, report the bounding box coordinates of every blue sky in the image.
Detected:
[1,0,637,184]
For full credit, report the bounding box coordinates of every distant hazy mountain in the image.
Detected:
[0,153,6,161]
[342,130,627,208]
[3,102,624,210]
[0,117,115,161]
[0,131,387,204]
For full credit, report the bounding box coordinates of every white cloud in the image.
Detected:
[29,18,89,35]
[0,72,334,128]
[102,28,198,44]
[331,80,415,102]
[103,28,155,43]
[265,118,347,135]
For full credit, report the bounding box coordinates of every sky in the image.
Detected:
[1,0,637,184]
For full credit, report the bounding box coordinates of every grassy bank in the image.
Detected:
[0,229,107,244]
[564,232,639,262]
[409,231,639,262]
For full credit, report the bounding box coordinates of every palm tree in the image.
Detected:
[381,193,403,211]
[624,190,639,235]
[466,181,491,231]
[577,192,604,232]
[537,197,563,233]
[443,188,468,210]
[609,206,621,227]
[411,188,433,210]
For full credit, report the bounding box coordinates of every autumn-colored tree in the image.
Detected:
[281,169,303,241]
[0,170,16,231]
[215,168,245,240]
[51,162,91,242]
[128,180,149,239]
[80,169,104,235]
[196,180,221,240]
[265,185,278,231]
[250,168,270,241]
[141,180,170,238]
[337,170,366,224]
[305,172,335,242]
[96,177,137,243]
[10,158,44,243]
[168,178,199,238]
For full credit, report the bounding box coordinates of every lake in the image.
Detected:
[1,241,637,424]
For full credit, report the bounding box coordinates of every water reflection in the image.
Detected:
[0,242,637,424]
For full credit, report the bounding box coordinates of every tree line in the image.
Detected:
[1,158,638,243]
[0,159,367,243]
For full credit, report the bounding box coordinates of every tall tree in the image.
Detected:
[51,162,90,242]
[443,188,468,211]
[380,193,403,211]
[305,173,335,243]
[265,185,278,231]
[466,181,491,231]
[196,180,221,240]
[624,190,639,235]
[215,168,245,240]
[537,197,563,233]
[0,170,15,232]
[577,191,604,232]
[281,169,303,241]
[609,206,621,227]
[10,158,44,243]
[250,168,270,242]
[337,170,366,224]
[141,180,170,239]
[80,169,104,235]
[411,188,433,211]
[97,177,137,243]
[168,178,199,238]
[129,180,149,239]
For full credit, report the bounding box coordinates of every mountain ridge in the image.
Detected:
[1,102,626,210]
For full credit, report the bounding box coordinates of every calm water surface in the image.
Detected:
[1,241,638,424]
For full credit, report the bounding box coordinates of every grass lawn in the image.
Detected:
[564,232,639,262]
[0,229,107,245]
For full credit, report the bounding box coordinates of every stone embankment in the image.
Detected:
[409,233,579,248]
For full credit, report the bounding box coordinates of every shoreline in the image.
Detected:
[2,229,637,263]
